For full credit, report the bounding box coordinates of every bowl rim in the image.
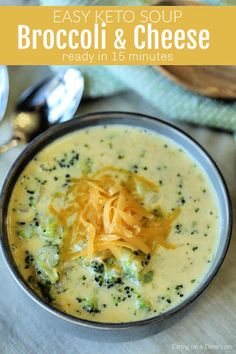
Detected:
[0,111,232,330]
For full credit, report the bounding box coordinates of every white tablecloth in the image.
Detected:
[0,66,235,354]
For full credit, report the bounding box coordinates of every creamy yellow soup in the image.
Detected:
[8,125,219,322]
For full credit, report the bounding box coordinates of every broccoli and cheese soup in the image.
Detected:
[8,125,220,322]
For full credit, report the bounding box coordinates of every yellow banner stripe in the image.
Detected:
[0,6,235,65]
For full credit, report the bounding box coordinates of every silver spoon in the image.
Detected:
[0,66,9,123]
[0,68,84,154]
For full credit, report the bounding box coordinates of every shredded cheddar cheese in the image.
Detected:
[49,166,180,260]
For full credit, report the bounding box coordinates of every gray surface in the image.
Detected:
[0,66,235,353]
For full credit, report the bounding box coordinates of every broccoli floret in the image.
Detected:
[119,249,143,283]
[134,180,159,207]
[37,281,53,303]
[35,258,59,284]
[87,259,123,288]
[27,275,53,303]
[38,218,63,244]
[90,260,105,274]
[123,260,141,282]
[24,251,34,268]
[80,158,93,174]
[143,270,154,283]
[78,297,100,314]
[39,245,60,267]
[17,224,35,240]
[87,259,105,286]
[104,266,122,288]
[34,245,60,284]
[136,296,152,311]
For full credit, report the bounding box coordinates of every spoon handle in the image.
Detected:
[0,136,23,154]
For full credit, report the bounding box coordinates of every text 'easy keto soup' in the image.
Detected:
[8,125,219,323]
